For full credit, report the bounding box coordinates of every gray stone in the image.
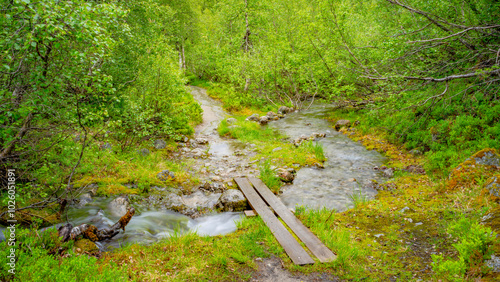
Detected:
[474,150,500,166]
[486,176,500,198]
[259,116,269,125]
[77,193,92,207]
[334,120,351,131]
[154,139,167,149]
[157,170,175,181]
[272,147,283,152]
[195,138,208,145]
[278,168,294,183]
[383,168,394,178]
[180,190,222,216]
[278,106,292,115]
[486,254,500,272]
[108,196,130,217]
[219,189,247,212]
[86,183,99,196]
[227,118,237,124]
[266,111,278,119]
[246,113,260,122]
[138,148,150,156]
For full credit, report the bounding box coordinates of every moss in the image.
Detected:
[74,239,99,255]
[83,225,99,242]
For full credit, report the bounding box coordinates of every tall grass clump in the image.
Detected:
[259,161,282,194]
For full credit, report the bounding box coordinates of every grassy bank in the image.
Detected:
[3,82,500,281]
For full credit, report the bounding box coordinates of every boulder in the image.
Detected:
[219,189,247,212]
[108,196,130,218]
[246,113,260,122]
[227,118,237,124]
[266,111,278,119]
[278,106,292,115]
[259,116,269,125]
[334,120,351,131]
[76,193,92,207]
[157,170,175,181]
[154,139,166,149]
[278,168,295,183]
[179,190,222,216]
[448,148,500,190]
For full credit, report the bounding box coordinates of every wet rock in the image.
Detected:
[157,170,175,181]
[334,119,351,131]
[138,148,150,156]
[246,113,260,122]
[164,193,184,212]
[191,148,206,158]
[86,183,99,196]
[486,175,500,198]
[278,168,295,183]
[278,106,293,115]
[266,111,278,119]
[311,132,326,140]
[259,116,269,125]
[100,142,112,151]
[219,189,247,212]
[227,118,237,124]
[77,193,93,207]
[180,190,222,216]
[108,196,130,217]
[154,139,166,149]
[195,138,208,145]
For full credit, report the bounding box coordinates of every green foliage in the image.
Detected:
[431,215,496,280]
[0,228,125,282]
[259,161,282,194]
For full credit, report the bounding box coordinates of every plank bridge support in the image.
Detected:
[234,177,336,265]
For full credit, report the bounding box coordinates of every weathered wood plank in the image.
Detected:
[244,210,257,217]
[235,177,315,265]
[248,177,337,263]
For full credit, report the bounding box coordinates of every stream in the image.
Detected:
[1,86,386,248]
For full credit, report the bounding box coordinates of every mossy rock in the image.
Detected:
[73,239,99,255]
[486,175,500,199]
[447,148,500,190]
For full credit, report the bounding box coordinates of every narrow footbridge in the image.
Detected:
[235,177,336,265]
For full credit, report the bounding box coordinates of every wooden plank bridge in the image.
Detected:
[235,177,336,265]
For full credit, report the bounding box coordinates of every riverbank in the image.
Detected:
[2,84,500,281]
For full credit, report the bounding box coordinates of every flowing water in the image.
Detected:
[1,87,386,247]
[269,103,387,212]
[63,198,242,250]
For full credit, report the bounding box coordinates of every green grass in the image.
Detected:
[259,161,282,194]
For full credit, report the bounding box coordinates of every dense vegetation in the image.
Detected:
[1,0,499,281]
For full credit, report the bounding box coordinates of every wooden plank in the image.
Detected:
[235,178,315,265]
[248,177,337,263]
[244,210,257,217]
